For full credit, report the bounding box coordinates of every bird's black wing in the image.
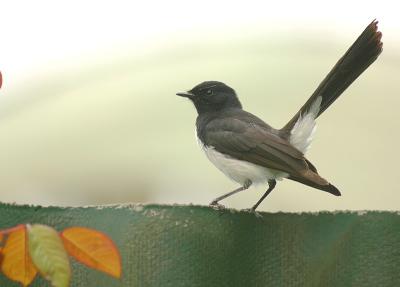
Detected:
[203,113,310,176]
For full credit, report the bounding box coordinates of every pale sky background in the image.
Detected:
[1,1,399,81]
[0,1,398,211]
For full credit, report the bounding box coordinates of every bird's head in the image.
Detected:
[177,81,242,114]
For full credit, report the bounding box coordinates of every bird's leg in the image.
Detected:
[210,180,252,209]
[250,180,277,211]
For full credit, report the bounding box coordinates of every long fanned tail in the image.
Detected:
[282,20,383,133]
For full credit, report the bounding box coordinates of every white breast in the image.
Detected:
[199,140,288,186]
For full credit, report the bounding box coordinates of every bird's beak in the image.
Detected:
[176,91,195,99]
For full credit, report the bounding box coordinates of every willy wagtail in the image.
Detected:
[177,20,382,211]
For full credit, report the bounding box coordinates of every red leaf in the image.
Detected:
[61,227,121,278]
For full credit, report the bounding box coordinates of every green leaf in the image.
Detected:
[27,224,71,287]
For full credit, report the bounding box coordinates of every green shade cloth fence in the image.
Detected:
[1,203,400,286]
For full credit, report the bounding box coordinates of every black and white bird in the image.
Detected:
[177,20,382,211]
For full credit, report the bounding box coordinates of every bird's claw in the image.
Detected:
[241,208,263,219]
[209,201,225,210]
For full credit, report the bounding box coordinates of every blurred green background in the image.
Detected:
[0,1,398,211]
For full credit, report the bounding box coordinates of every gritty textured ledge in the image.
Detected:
[1,203,400,286]
[4,201,400,215]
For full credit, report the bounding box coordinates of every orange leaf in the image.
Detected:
[1,225,37,286]
[0,232,3,262]
[61,227,121,278]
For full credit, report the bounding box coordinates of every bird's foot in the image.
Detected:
[209,201,225,210]
[241,208,263,219]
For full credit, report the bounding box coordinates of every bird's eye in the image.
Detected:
[206,89,213,96]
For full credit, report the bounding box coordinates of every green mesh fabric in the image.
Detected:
[1,203,399,286]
